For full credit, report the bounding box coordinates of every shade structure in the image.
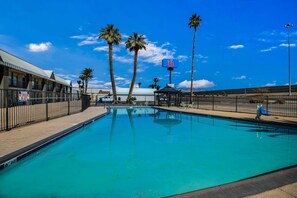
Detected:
[154,85,182,106]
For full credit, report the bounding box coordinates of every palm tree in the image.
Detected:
[77,80,82,91]
[80,68,94,94]
[79,75,86,94]
[125,32,147,102]
[99,24,122,103]
[189,13,202,103]
[153,77,159,89]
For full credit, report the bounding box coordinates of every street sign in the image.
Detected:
[162,59,179,69]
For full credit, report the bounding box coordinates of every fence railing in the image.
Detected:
[0,89,90,131]
[180,95,297,117]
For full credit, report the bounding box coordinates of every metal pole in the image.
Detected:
[67,93,70,115]
[46,97,49,121]
[6,90,9,131]
[288,26,291,96]
[285,24,293,96]
[212,95,214,111]
[168,68,173,84]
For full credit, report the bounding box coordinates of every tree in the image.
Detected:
[80,68,94,94]
[99,24,122,103]
[125,32,147,102]
[149,77,160,90]
[153,77,159,88]
[77,80,82,93]
[138,82,142,88]
[79,75,85,94]
[189,13,202,103]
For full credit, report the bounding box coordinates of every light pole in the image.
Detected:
[285,23,293,96]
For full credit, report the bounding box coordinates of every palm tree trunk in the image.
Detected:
[127,50,138,102]
[109,44,117,102]
[85,79,88,94]
[190,27,197,103]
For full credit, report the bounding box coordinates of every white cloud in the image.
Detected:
[70,35,88,39]
[279,43,296,47]
[122,34,129,39]
[94,46,109,52]
[128,66,147,73]
[94,46,120,52]
[178,79,215,89]
[70,34,101,46]
[258,38,268,42]
[115,76,126,81]
[56,73,78,80]
[263,81,276,87]
[113,54,134,63]
[197,54,207,59]
[232,75,246,80]
[28,42,52,52]
[104,82,112,86]
[229,44,244,49]
[177,55,188,62]
[185,70,196,73]
[260,46,277,52]
[161,42,171,48]
[79,40,100,46]
[195,53,208,63]
[138,40,175,65]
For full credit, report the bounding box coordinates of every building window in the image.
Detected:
[9,72,18,87]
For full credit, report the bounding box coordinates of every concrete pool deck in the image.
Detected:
[0,106,108,164]
[0,106,296,197]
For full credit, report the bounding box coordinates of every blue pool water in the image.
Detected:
[0,107,297,197]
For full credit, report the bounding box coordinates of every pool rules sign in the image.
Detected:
[18,91,30,102]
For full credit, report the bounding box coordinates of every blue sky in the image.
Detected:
[0,0,296,90]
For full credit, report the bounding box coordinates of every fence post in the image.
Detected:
[197,95,199,109]
[68,93,70,115]
[235,96,238,112]
[81,95,84,112]
[212,95,215,111]
[5,90,9,131]
[46,97,49,121]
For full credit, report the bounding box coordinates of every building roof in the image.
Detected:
[0,49,71,87]
[154,85,181,94]
[116,87,156,95]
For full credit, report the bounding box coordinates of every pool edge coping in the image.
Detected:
[0,112,109,170]
[155,107,297,128]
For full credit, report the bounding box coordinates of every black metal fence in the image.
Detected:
[181,95,297,117]
[0,89,90,131]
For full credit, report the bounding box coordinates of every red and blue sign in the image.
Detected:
[162,59,179,68]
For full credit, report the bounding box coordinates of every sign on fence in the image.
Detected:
[18,91,30,102]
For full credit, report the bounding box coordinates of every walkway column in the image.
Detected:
[26,74,32,105]
[0,66,9,108]
[42,79,47,104]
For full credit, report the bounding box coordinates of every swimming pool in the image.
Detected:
[0,107,296,197]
